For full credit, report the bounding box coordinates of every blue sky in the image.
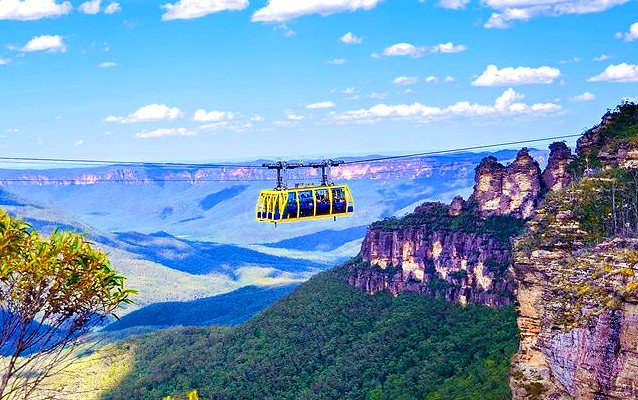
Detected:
[0,0,637,163]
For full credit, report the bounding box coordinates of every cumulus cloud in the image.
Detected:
[0,58,11,65]
[617,22,638,42]
[383,43,426,58]
[105,104,183,123]
[78,0,100,14]
[135,128,195,139]
[20,35,67,53]
[439,0,470,9]
[99,61,116,68]
[162,0,248,21]
[104,2,120,13]
[340,32,362,44]
[192,109,234,121]
[595,54,610,61]
[588,63,638,82]
[431,42,467,53]
[306,101,335,109]
[74,139,84,146]
[381,42,466,58]
[425,76,439,84]
[483,0,630,29]
[570,92,596,102]
[329,88,561,124]
[252,0,381,22]
[0,0,72,20]
[472,64,561,86]
[393,76,418,86]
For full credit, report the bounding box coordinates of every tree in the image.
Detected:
[0,210,134,399]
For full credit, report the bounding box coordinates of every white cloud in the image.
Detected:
[286,112,305,120]
[588,63,638,82]
[439,0,470,9]
[570,92,596,102]
[78,0,100,14]
[105,104,183,123]
[381,41,466,58]
[340,32,362,44]
[369,92,387,99]
[342,87,356,94]
[275,23,296,37]
[327,58,349,64]
[560,56,580,64]
[306,101,335,109]
[161,0,248,21]
[0,0,72,20]
[472,64,561,86]
[595,54,610,61]
[252,0,381,22]
[483,0,630,29]
[444,76,455,82]
[74,139,84,146]
[135,128,195,139]
[104,2,120,13]
[20,35,67,53]
[99,61,116,68]
[0,58,11,65]
[250,115,264,122]
[382,43,427,58]
[192,109,234,121]
[425,76,439,84]
[393,76,418,86]
[617,22,638,42]
[431,42,467,53]
[329,88,561,124]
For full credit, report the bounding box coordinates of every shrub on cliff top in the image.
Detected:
[371,202,525,242]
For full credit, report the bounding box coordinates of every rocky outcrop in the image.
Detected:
[349,214,515,306]
[472,148,542,219]
[510,184,638,400]
[576,103,638,170]
[348,144,575,307]
[541,142,573,193]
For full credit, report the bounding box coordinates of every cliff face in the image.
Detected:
[510,180,638,400]
[348,143,571,307]
[472,148,542,219]
[349,219,515,306]
[541,142,573,193]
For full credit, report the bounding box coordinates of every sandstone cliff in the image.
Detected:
[510,179,638,400]
[471,148,542,219]
[348,202,518,307]
[347,143,571,307]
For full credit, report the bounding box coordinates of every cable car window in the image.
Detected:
[284,192,298,219]
[315,189,329,215]
[299,190,314,217]
[332,187,346,213]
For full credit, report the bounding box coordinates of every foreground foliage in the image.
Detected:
[105,267,517,400]
[0,210,134,399]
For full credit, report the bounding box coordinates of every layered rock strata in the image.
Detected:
[510,189,638,399]
[349,215,515,307]
[472,148,542,219]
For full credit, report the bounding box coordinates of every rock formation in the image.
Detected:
[472,148,542,219]
[348,143,575,307]
[541,142,573,193]
[349,206,516,306]
[510,184,638,400]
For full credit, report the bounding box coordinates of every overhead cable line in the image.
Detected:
[342,133,581,165]
[0,133,581,170]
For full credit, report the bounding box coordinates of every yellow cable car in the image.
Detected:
[255,160,354,224]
